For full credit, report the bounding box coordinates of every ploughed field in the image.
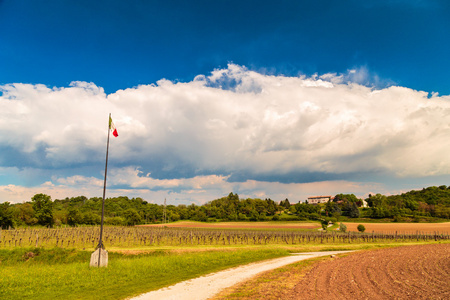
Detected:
[343,222,450,233]
[145,221,450,234]
[286,244,449,300]
[141,221,320,229]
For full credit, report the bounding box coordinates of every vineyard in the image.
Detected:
[1,226,449,249]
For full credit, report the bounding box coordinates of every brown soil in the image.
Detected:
[139,221,319,229]
[286,244,450,300]
[343,222,450,233]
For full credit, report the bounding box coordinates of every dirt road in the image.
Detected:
[129,251,354,300]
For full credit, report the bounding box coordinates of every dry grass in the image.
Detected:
[210,255,335,300]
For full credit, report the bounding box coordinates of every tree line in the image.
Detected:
[1,186,450,228]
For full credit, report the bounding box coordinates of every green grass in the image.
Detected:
[1,224,448,299]
[2,241,448,299]
[0,247,289,300]
[325,223,339,231]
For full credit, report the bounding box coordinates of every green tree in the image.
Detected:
[368,193,387,208]
[281,199,291,209]
[82,211,101,225]
[67,208,83,226]
[11,203,37,226]
[123,209,142,226]
[357,224,366,232]
[0,202,14,229]
[325,201,341,216]
[105,216,125,225]
[31,193,54,227]
[339,223,347,233]
[193,209,207,222]
[334,193,358,203]
[348,202,360,218]
[265,198,278,215]
[321,219,329,230]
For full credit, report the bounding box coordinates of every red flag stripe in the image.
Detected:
[109,116,119,137]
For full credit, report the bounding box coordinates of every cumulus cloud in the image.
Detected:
[110,64,449,178]
[1,64,450,203]
[0,82,110,167]
[0,167,383,204]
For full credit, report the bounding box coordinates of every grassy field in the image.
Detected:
[0,247,290,300]
[3,241,447,300]
[1,222,449,299]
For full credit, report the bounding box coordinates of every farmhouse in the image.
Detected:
[361,198,368,208]
[307,195,333,204]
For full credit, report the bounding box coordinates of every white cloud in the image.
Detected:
[1,64,450,203]
[0,82,111,166]
[56,175,103,187]
[0,167,383,204]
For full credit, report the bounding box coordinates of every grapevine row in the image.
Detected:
[0,226,448,249]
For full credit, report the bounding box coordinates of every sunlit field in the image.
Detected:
[0,247,288,300]
[2,223,448,250]
[1,222,449,300]
[342,221,450,233]
[141,220,321,230]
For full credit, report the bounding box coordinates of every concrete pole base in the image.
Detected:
[90,248,108,267]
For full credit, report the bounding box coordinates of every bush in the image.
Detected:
[357,224,366,232]
[297,212,308,221]
[258,213,268,221]
[321,219,328,230]
[309,213,320,220]
[278,214,299,221]
[105,216,125,226]
[339,223,347,233]
[238,213,248,221]
[331,212,341,221]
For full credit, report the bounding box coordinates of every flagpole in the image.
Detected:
[97,113,111,266]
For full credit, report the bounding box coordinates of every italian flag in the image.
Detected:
[109,116,118,137]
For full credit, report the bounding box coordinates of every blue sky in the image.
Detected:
[1,0,450,204]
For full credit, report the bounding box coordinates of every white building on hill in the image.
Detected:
[307,195,333,204]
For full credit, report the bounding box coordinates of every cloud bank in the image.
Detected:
[1,64,450,203]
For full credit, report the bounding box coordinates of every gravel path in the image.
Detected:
[129,250,354,300]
